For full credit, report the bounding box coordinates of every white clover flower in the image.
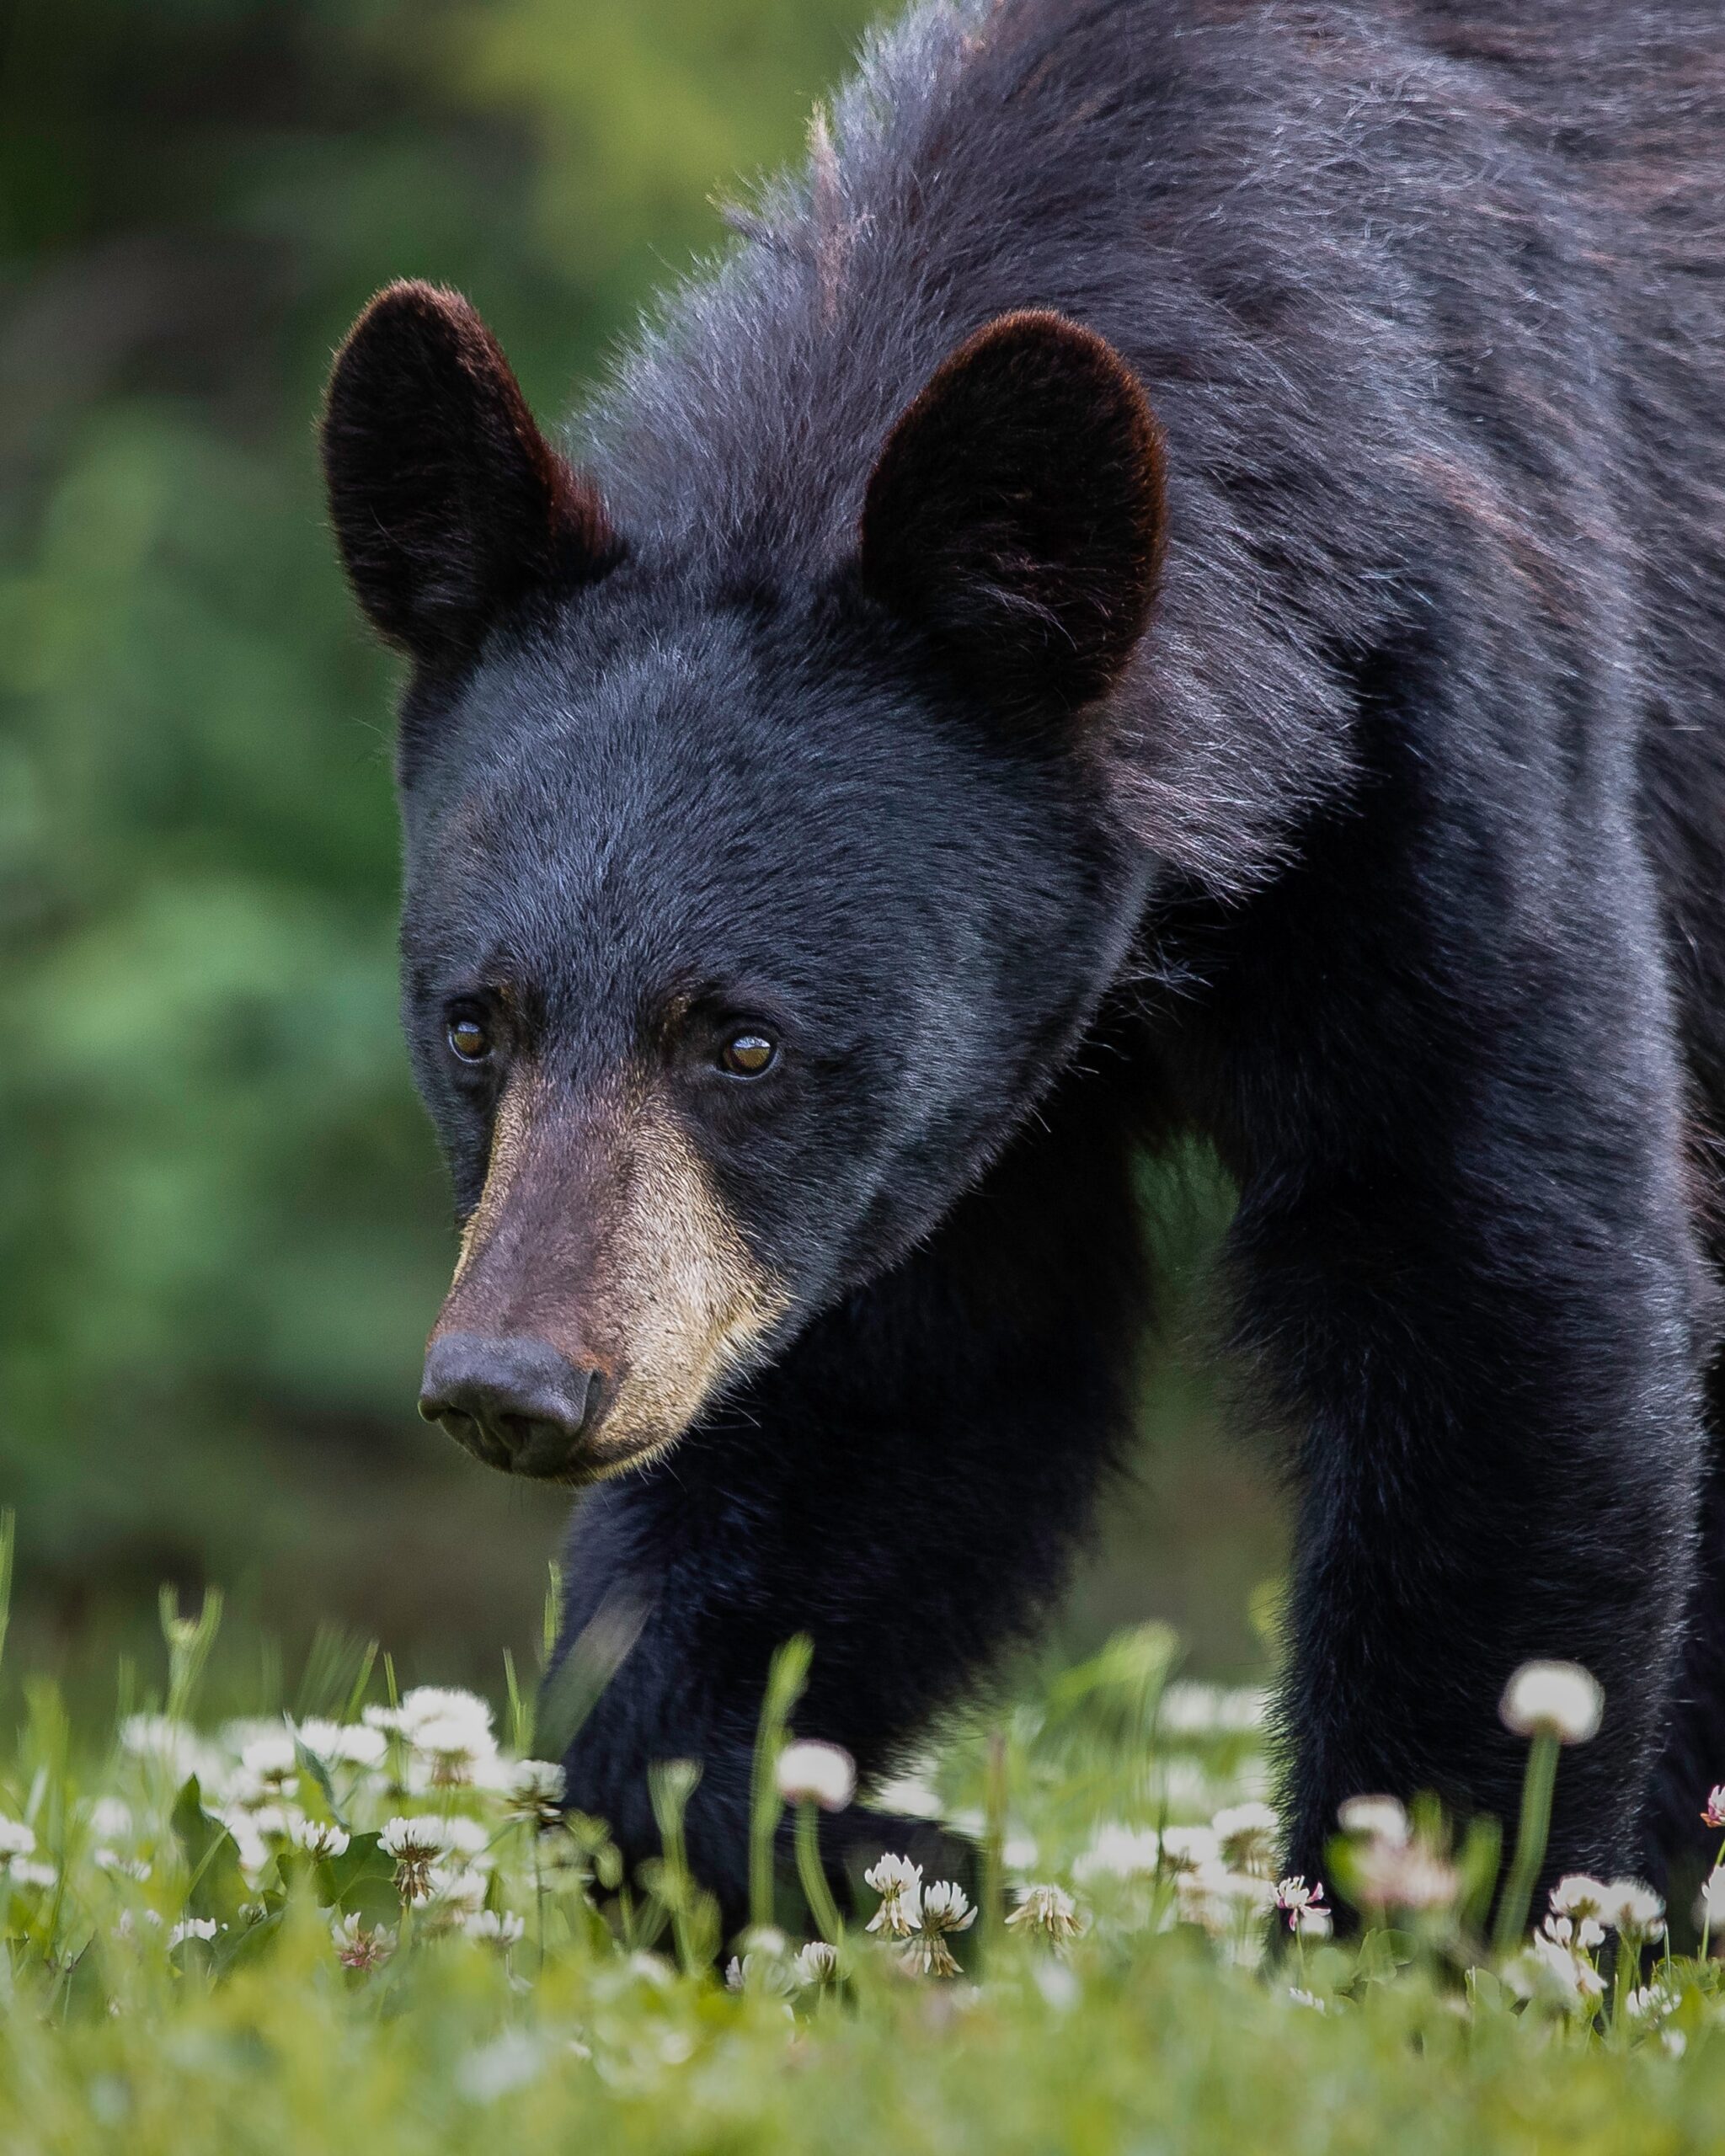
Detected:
[863,1853,923,1939]
[1601,1878,1665,1939]
[209,1808,271,1881]
[0,1816,37,1861]
[1518,1931,1612,2009]
[1211,1801,1279,1876]
[1499,1662,1604,1745]
[379,1814,451,1900]
[1159,1825,1220,1876]
[1033,1958,1081,2010]
[792,1940,840,1988]
[92,1847,151,1882]
[505,1758,567,1827]
[397,1687,495,1751]
[1626,1981,1680,2022]
[462,1908,526,1946]
[407,1714,500,1788]
[1696,1867,1725,1928]
[291,1817,350,1860]
[1007,1882,1086,1948]
[1548,1874,1609,1920]
[9,1858,56,1891]
[399,1685,493,1732]
[296,1719,387,1770]
[168,1917,222,1948]
[238,1731,299,1787]
[902,1879,975,1977]
[120,1714,211,1778]
[1349,1835,1459,1914]
[438,1815,495,1870]
[1176,1859,1277,1935]
[1072,1823,1160,1882]
[1543,1911,1606,1952]
[1288,1987,1327,2012]
[88,1798,133,1841]
[921,1881,975,1933]
[424,1864,489,1920]
[775,1740,857,1812]
[379,1814,451,1859]
[868,1767,944,1819]
[1158,1682,1267,1736]
[217,1768,271,1812]
[1337,1794,1410,1846]
[112,1908,163,1942]
[724,1945,794,1996]
[331,1912,395,1971]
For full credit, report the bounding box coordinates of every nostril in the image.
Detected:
[418,1332,604,1469]
[494,1412,534,1458]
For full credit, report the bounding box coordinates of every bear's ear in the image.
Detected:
[860,311,1165,717]
[321,281,619,666]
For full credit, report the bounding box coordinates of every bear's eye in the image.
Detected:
[446,1012,492,1065]
[718,1029,777,1079]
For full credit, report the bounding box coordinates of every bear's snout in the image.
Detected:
[419,1330,604,1481]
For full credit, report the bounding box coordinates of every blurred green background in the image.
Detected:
[0,0,1284,1697]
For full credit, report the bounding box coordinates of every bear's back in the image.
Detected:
[578,0,1725,902]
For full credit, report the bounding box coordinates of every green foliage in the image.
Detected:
[0,0,877,1654]
[3,1614,1724,2154]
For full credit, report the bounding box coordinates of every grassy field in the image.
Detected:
[3,1538,1724,2156]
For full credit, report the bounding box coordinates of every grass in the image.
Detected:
[3,1548,1725,2154]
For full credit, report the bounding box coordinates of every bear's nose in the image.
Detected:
[419,1331,601,1477]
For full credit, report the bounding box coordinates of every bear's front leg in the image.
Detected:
[1169,723,1709,1898]
[550,1071,1151,1940]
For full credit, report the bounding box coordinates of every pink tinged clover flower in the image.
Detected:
[1274,1875,1329,1932]
[1703,1786,1725,1831]
[331,1913,395,1972]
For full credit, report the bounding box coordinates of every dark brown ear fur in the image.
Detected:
[321,281,619,664]
[860,310,1165,714]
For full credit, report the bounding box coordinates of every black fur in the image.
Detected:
[323,0,1725,1929]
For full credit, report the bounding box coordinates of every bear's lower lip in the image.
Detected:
[427,1409,640,1485]
[425,1399,672,1485]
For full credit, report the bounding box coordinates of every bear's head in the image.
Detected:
[323,283,1166,1482]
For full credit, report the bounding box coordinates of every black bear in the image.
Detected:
[322,0,1725,1924]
